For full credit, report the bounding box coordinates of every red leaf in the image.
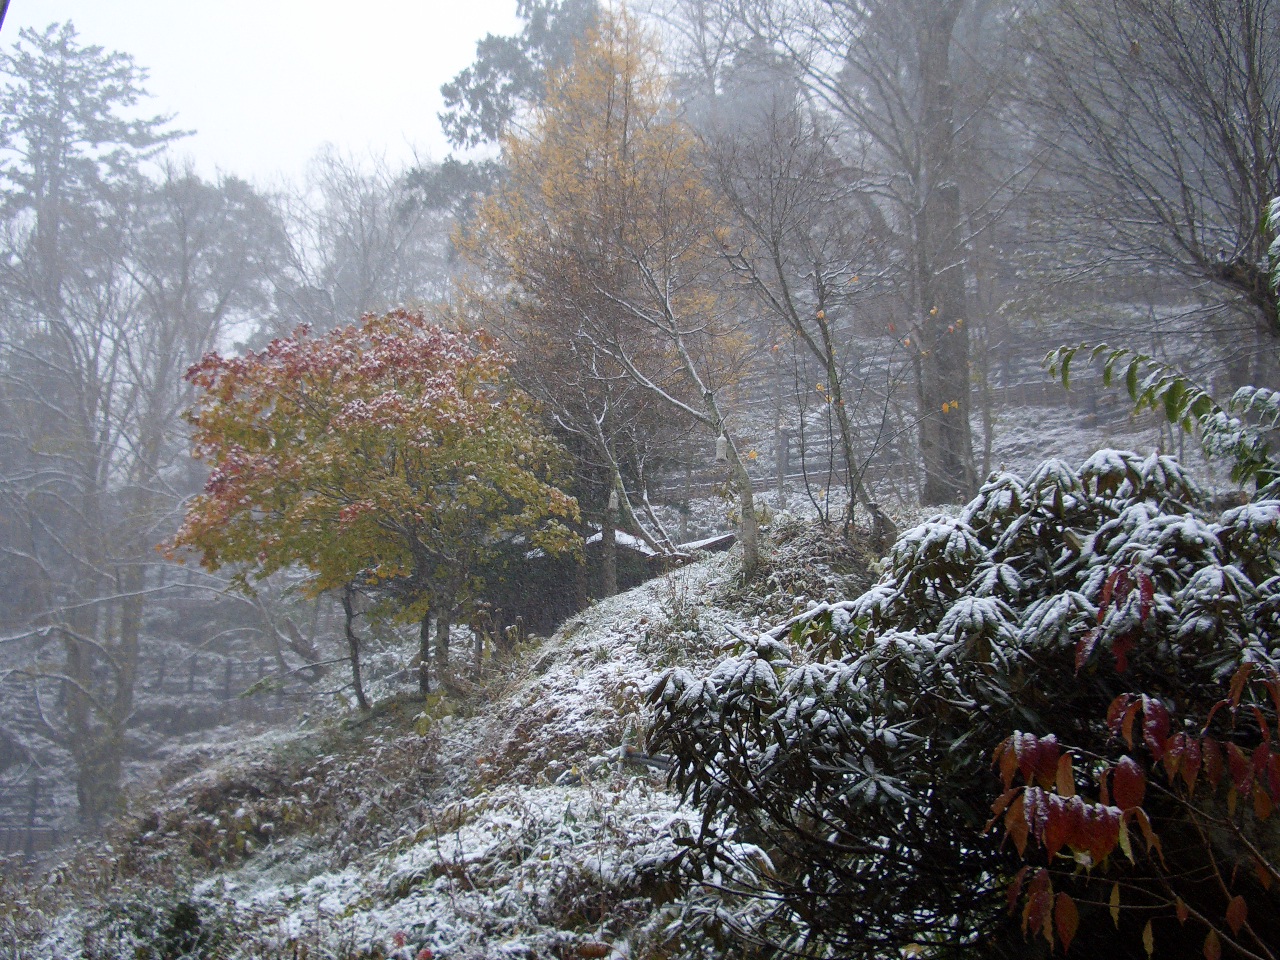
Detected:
[1228,743,1254,794]
[1055,892,1079,953]
[1107,694,1137,736]
[1137,571,1154,621]
[1024,787,1051,845]
[1121,701,1141,750]
[1082,803,1121,864]
[1255,857,1274,890]
[1006,792,1029,856]
[1043,797,1071,860]
[1253,784,1273,820]
[1229,663,1255,707]
[1203,738,1224,788]
[990,788,1018,822]
[1015,732,1039,785]
[1226,895,1247,935]
[1175,897,1189,924]
[1254,742,1275,795]
[1112,757,1146,810]
[1034,736,1061,790]
[995,738,1018,790]
[1023,870,1052,938]
[1181,736,1202,794]
[1264,676,1280,718]
[1007,865,1029,915]
[1163,733,1186,779]
[1100,569,1121,615]
[1203,699,1228,734]
[1251,705,1271,743]
[1056,753,1077,798]
[1129,806,1163,861]
[1142,697,1170,759]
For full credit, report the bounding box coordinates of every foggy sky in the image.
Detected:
[2,0,520,184]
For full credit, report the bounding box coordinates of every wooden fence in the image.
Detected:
[0,779,61,865]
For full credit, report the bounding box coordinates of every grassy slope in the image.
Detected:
[4,522,870,960]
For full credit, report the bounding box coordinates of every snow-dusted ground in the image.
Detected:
[19,551,782,960]
[9,396,1225,959]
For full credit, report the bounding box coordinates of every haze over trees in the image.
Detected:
[0,5,1279,958]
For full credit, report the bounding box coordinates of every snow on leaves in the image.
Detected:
[171,309,579,612]
[650,449,1280,956]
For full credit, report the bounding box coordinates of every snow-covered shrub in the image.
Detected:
[80,895,233,960]
[649,449,1280,957]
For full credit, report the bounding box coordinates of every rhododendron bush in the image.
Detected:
[649,449,1280,957]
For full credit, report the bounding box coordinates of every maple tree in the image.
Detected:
[171,309,579,703]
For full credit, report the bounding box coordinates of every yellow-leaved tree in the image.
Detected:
[464,9,762,579]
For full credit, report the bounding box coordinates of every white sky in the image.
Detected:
[3,0,520,186]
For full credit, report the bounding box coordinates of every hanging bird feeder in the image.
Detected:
[715,434,728,463]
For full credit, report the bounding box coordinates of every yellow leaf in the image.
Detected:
[1143,919,1154,957]
[1118,818,1134,861]
[1110,883,1121,927]
[1056,753,1075,797]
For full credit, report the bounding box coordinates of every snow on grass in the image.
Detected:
[225,781,700,959]
[23,548,773,959]
[196,551,760,958]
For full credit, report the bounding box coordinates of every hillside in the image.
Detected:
[3,521,871,959]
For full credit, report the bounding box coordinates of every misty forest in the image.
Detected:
[1,0,1279,957]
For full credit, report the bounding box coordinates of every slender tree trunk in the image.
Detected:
[601,507,618,597]
[340,586,370,712]
[418,609,432,695]
[435,609,452,676]
[816,316,894,549]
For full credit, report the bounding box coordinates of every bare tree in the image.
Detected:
[664,0,1029,504]
[708,96,904,545]
[0,26,283,822]
[1024,0,1280,384]
[272,148,454,335]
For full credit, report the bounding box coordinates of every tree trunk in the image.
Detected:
[601,508,618,597]
[418,610,432,695]
[914,9,977,505]
[435,609,452,677]
[340,586,370,712]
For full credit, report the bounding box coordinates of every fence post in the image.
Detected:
[777,428,790,500]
